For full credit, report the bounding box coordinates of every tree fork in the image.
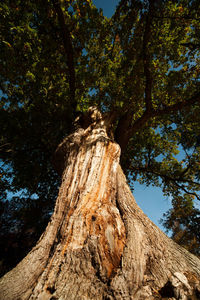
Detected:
[0,108,200,300]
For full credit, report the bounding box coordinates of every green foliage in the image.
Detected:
[161,195,200,257]
[0,0,200,273]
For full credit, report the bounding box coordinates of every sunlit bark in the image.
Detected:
[0,108,200,300]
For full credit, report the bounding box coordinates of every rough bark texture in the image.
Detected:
[0,108,200,300]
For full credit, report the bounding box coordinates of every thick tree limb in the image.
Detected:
[115,111,133,153]
[116,90,200,152]
[142,0,155,112]
[115,0,155,152]
[154,92,200,117]
[127,91,200,138]
[116,89,200,154]
[112,0,155,135]
[113,1,200,153]
[52,0,76,111]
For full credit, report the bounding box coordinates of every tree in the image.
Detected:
[161,195,200,257]
[0,0,200,299]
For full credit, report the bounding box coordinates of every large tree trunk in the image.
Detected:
[0,108,200,300]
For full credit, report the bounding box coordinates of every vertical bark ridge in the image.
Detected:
[110,166,200,299]
[0,115,127,300]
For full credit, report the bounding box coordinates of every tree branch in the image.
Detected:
[174,182,200,201]
[0,143,12,153]
[133,165,200,200]
[154,91,200,117]
[52,0,76,111]
[127,91,200,138]
[115,111,134,153]
[115,0,155,152]
[142,0,155,112]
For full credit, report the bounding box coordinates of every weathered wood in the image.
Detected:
[0,108,200,299]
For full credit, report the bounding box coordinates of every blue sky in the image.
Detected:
[92,0,119,17]
[92,0,172,232]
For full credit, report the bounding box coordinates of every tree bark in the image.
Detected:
[0,108,200,300]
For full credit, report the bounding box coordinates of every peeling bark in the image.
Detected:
[0,108,200,300]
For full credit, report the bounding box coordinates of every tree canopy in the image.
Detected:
[0,0,200,274]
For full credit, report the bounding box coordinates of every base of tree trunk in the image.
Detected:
[0,108,200,299]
